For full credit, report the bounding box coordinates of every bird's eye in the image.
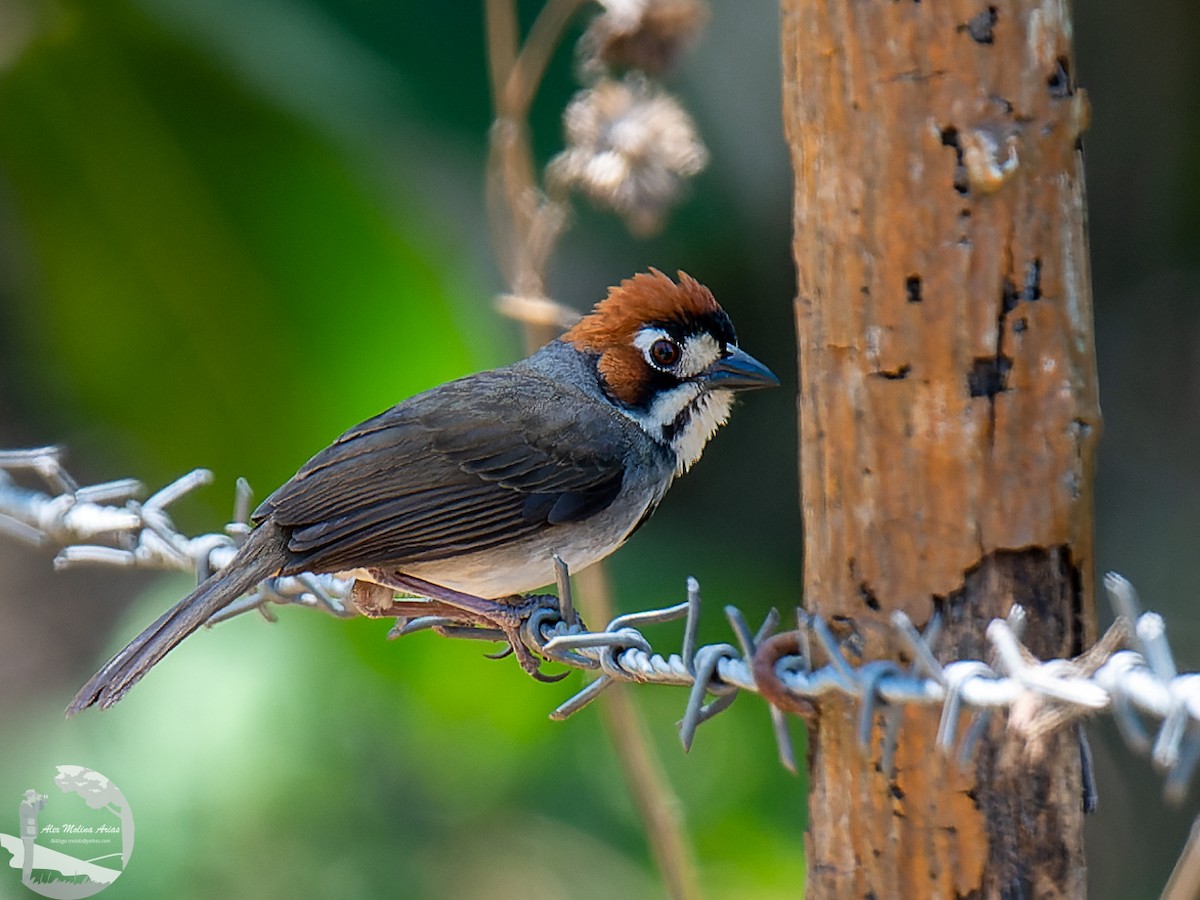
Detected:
[649,338,681,368]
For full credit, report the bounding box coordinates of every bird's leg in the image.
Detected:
[351,578,505,635]
[363,569,566,682]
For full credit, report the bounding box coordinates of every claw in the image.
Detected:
[397,616,459,636]
[498,614,568,682]
[386,618,409,639]
[513,639,569,682]
[529,665,570,683]
[484,643,514,660]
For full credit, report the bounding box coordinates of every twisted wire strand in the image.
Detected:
[0,447,353,620]
[3,447,1199,800]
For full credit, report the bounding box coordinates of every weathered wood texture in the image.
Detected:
[782,0,1101,896]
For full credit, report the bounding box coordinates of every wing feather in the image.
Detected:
[254,366,647,573]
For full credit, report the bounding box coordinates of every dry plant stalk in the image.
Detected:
[483,2,710,898]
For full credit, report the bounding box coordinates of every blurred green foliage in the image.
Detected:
[0,2,803,898]
[0,2,486,495]
[2,0,1197,897]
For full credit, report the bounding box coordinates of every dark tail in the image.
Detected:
[67,522,289,715]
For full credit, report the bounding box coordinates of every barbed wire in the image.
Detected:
[3,445,1199,802]
[0,447,353,623]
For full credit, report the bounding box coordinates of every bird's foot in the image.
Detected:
[360,571,567,682]
[486,594,569,683]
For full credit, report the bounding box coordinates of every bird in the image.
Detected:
[68,269,777,714]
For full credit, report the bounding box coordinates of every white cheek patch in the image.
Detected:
[634,328,724,378]
[622,381,701,442]
[678,332,722,377]
[621,383,734,475]
[648,381,703,425]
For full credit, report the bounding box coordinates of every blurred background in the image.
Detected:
[0,1,1195,897]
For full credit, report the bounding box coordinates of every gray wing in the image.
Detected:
[254,367,648,573]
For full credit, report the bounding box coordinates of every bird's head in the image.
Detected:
[563,269,778,473]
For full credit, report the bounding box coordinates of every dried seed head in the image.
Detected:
[582,0,710,76]
[547,76,708,236]
[582,0,709,76]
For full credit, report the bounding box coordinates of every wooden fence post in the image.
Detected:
[782,1,1101,895]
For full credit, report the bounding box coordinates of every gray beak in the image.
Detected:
[702,346,780,391]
